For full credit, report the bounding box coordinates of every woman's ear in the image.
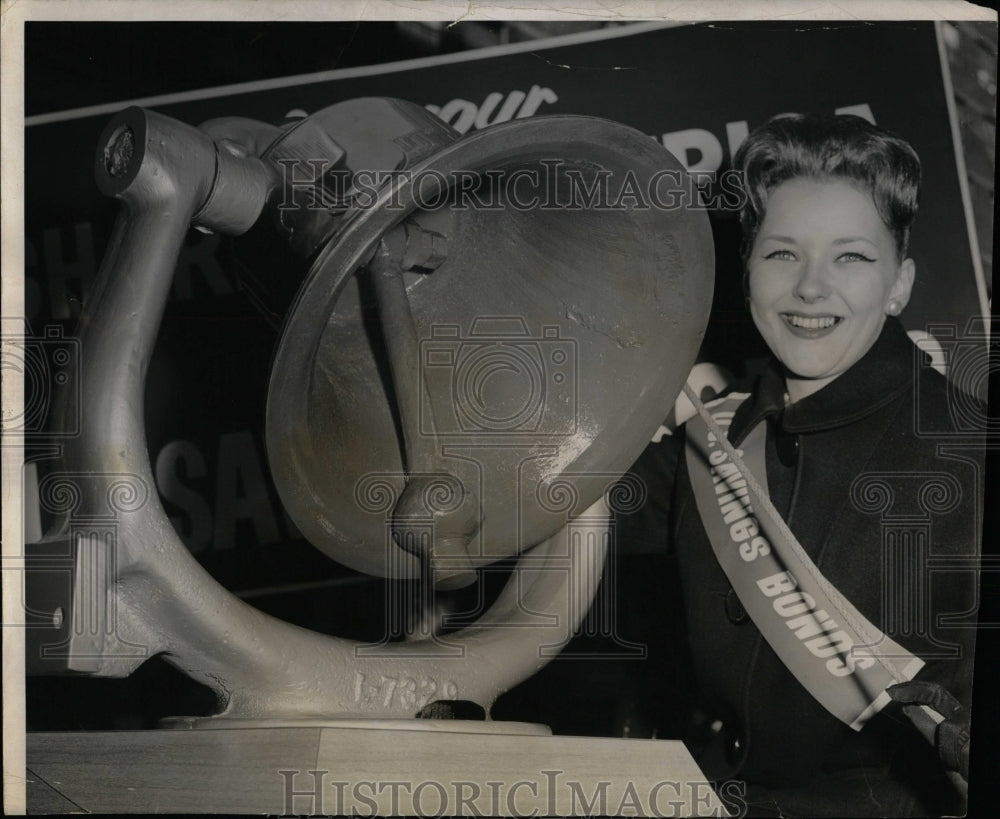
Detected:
[890,258,916,312]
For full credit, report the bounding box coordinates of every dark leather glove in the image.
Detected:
[888,680,970,781]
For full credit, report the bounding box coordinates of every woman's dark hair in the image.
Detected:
[733,113,921,263]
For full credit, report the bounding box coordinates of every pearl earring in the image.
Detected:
[886,300,901,316]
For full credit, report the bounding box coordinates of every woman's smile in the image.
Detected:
[780,312,844,336]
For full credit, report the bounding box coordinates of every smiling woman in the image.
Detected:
[747,177,916,402]
[738,115,921,403]
[619,113,985,818]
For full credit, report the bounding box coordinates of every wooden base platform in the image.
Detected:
[27,722,729,815]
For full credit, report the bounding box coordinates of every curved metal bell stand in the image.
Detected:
[54,100,713,722]
[48,104,620,721]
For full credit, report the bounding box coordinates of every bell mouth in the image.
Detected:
[261,105,715,583]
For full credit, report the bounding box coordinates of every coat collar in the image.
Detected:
[730,317,916,443]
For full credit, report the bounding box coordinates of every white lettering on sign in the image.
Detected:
[426,85,559,134]
[38,222,96,320]
[27,222,234,319]
[834,103,876,123]
[660,103,876,175]
[156,440,214,553]
[725,120,749,158]
[214,430,280,550]
[154,431,301,553]
[662,129,724,175]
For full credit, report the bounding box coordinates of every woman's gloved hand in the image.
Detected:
[888,680,970,781]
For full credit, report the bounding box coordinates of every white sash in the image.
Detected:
[684,389,923,730]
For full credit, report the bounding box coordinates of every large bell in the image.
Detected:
[28,98,715,719]
[257,98,715,586]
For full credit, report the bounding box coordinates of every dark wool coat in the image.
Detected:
[620,318,984,817]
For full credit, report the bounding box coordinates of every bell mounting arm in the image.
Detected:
[46,103,615,722]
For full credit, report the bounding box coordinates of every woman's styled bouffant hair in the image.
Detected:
[733,113,921,263]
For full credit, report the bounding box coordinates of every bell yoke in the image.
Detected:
[57,98,713,722]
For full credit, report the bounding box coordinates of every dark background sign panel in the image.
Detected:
[25,22,983,336]
[23,20,987,587]
[17,21,994,768]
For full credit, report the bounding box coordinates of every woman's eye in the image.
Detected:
[764,249,796,261]
[837,252,876,263]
